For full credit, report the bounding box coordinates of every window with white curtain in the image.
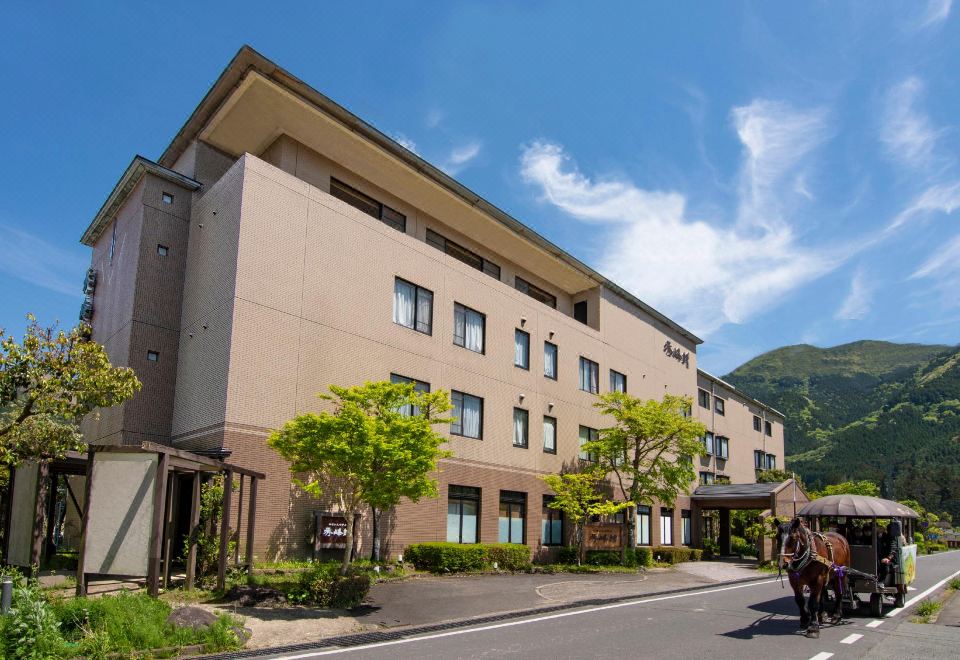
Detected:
[514,329,530,369]
[681,510,692,546]
[610,369,627,393]
[579,425,598,461]
[660,508,674,545]
[579,357,599,393]
[393,278,432,334]
[451,390,483,439]
[390,373,430,416]
[512,408,529,447]
[542,416,557,454]
[544,342,558,380]
[636,506,651,546]
[704,432,715,455]
[716,436,729,460]
[453,303,485,353]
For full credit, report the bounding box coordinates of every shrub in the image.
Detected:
[327,575,372,609]
[486,544,532,571]
[1,582,66,659]
[702,538,719,558]
[634,547,653,568]
[405,543,488,573]
[651,546,701,564]
[914,599,943,621]
[585,550,622,566]
[557,546,580,564]
[731,535,757,557]
[927,542,947,553]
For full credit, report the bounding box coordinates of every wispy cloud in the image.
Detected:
[916,0,953,29]
[887,180,960,231]
[835,269,873,320]
[520,99,842,336]
[880,77,946,172]
[392,133,419,155]
[911,233,960,280]
[440,140,482,175]
[0,224,88,297]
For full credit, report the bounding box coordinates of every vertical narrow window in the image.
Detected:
[578,425,598,462]
[109,223,117,265]
[714,397,725,416]
[636,506,651,546]
[453,303,485,353]
[717,436,729,460]
[451,390,483,439]
[390,373,430,416]
[765,420,773,436]
[544,342,558,380]
[609,370,627,393]
[681,510,692,546]
[512,408,529,448]
[542,496,563,546]
[542,416,557,454]
[754,450,765,470]
[753,415,762,432]
[447,485,480,543]
[498,491,526,544]
[573,300,588,325]
[704,432,715,455]
[698,389,710,409]
[660,508,674,546]
[578,357,599,394]
[393,278,433,334]
[766,454,776,470]
[514,329,530,369]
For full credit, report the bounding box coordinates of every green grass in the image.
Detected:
[912,599,943,623]
[948,577,960,592]
[756,562,779,573]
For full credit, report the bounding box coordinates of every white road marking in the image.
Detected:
[865,619,883,628]
[885,567,960,618]
[840,633,863,644]
[809,653,833,660]
[273,579,780,658]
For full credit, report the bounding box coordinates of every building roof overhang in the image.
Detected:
[697,368,786,419]
[692,479,806,509]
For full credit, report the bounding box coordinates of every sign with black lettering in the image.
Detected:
[663,341,690,368]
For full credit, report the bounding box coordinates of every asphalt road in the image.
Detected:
[264,551,960,660]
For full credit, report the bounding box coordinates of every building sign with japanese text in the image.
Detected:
[663,341,690,368]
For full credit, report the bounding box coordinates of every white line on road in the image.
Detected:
[808,653,833,660]
[273,579,779,658]
[885,567,960,618]
[840,633,863,644]
[865,620,883,628]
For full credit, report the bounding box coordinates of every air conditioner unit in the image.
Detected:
[79,297,94,322]
[83,268,97,295]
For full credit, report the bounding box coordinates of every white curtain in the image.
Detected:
[637,508,650,545]
[465,308,484,352]
[513,409,527,446]
[393,279,415,327]
[544,344,557,378]
[462,394,481,437]
[543,419,555,451]
[515,331,528,367]
[415,288,432,332]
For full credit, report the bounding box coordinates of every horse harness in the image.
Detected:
[785,526,836,574]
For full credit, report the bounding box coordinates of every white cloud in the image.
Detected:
[910,233,960,279]
[880,77,945,172]
[887,180,960,232]
[0,224,88,297]
[520,100,841,336]
[441,140,482,175]
[392,133,419,155]
[917,0,952,28]
[835,269,873,320]
[425,109,444,129]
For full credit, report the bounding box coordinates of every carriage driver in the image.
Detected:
[878,524,898,583]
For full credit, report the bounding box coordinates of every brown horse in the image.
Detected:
[778,517,851,638]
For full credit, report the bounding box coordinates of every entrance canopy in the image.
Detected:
[692,480,807,513]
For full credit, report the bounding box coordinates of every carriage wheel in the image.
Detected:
[870,593,884,617]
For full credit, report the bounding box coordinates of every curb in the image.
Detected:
[203,572,772,658]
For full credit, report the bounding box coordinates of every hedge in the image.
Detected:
[404,543,531,573]
[651,546,702,564]
[575,548,653,568]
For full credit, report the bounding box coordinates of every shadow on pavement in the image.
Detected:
[720,613,800,640]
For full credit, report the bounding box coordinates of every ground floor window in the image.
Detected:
[499,491,526,544]
[660,508,674,545]
[541,496,563,546]
[637,505,651,546]
[447,485,480,543]
[681,510,692,546]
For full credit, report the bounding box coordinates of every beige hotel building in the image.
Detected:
[79,47,785,560]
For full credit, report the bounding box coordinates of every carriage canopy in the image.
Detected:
[796,495,919,519]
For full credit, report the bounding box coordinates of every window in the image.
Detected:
[754,450,765,470]
[698,389,710,409]
[636,506,651,546]
[390,373,430,416]
[147,351,159,362]
[514,329,530,369]
[393,278,433,334]
[660,508,674,545]
[573,300,588,324]
[716,475,731,485]
[157,244,169,256]
[681,510,692,546]
[330,177,406,232]
[716,436,729,460]
[544,342,558,380]
[765,453,776,470]
[765,420,773,436]
[753,415,762,432]
[513,408,529,448]
[543,416,557,454]
[700,471,715,485]
[542,496,563,546]
[714,397,725,416]
[579,357,599,394]
[426,229,500,280]
[579,425,598,461]
[451,391,483,439]
[499,491,526,544]
[703,432,715,455]
[514,276,557,309]
[161,192,174,205]
[453,303,485,353]
[109,224,117,265]
[610,370,627,393]
[447,485,480,543]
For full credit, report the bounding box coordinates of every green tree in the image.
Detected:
[813,480,880,498]
[0,316,140,465]
[584,393,707,554]
[756,468,806,492]
[542,470,623,565]
[268,381,452,574]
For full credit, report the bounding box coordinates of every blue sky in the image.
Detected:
[1,2,958,374]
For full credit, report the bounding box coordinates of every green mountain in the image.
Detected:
[724,340,960,520]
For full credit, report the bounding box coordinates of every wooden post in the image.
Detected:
[147,452,170,597]
[161,472,177,589]
[75,447,95,596]
[185,471,201,591]
[245,478,258,570]
[30,462,50,573]
[234,475,244,566]
[44,472,59,561]
[216,470,233,592]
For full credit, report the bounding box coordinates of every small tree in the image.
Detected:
[0,316,140,465]
[542,470,624,565]
[268,381,452,574]
[584,393,706,557]
[813,480,880,498]
[756,468,806,492]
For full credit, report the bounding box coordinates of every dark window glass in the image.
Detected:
[447,485,480,543]
[579,425,599,462]
[765,454,776,470]
[499,491,526,544]
[514,276,557,309]
[453,303,485,353]
[681,510,692,546]
[147,350,159,362]
[157,244,169,256]
[573,300,588,324]
[514,329,530,369]
[390,373,430,416]
[451,390,483,439]
[698,389,710,409]
[513,408,529,448]
[754,450,765,470]
[579,357,599,394]
[393,278,433,334]
[700,471,715,485]
[716,436,729,460]
[544,342,558,380]
[542,496,564,546]
[765,420,773,436]
[425,229,500,280]
[610,370,627,393]
[753,415,762,432]
[714,397,725,416]
[637,506,651,545]
[330,177,406,232]
[704,432,714,455]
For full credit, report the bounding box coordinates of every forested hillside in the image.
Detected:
[725,341,960,520]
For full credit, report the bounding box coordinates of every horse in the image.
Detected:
[777,517,851,638]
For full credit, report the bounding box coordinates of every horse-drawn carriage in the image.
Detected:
[778,495,920,636]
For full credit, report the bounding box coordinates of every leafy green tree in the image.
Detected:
[756,468,806,492]
[813,480,880,498]
[0,316,140,465]
[542,470,623,565]
[268,381,452,574]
